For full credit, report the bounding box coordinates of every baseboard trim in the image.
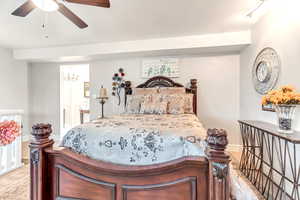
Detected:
[227,144,242,152]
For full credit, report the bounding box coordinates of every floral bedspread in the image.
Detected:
[61,114,207,165]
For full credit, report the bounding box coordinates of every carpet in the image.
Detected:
[0,164,29,200]
[0,141,29,200]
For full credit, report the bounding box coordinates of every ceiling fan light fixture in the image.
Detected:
[31,0,59,12]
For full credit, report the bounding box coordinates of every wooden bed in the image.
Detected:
[29,76,231,200]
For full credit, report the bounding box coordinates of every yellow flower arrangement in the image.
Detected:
[262,85,300,105]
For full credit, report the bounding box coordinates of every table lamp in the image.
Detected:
[97,86,109,118]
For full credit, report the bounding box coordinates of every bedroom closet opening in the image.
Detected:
[60,64,90,139]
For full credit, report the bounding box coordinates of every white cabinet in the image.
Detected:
[0,110,23,176]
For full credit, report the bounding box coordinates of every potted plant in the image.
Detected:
[262,86,300,133]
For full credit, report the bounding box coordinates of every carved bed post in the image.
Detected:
[190,79,197,115]
[29,124,54,200]
[205,129,230,200]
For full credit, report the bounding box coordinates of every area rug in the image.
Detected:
[0,164,29,200]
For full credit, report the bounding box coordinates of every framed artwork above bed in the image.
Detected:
[141,58,180,78]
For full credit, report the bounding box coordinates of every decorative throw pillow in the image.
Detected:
[167,96,185,114]
[152,94,193,114]
[125,95,153,114]
[140,101,168,115]
[125,95,141,114]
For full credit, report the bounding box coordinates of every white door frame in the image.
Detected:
[59,64,90,139]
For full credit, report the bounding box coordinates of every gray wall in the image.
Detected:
[90,55,240,144]
[29,63,60,139]
[0,48,29,137]
[29,54,241,145]
[239,5,300,192]
[240,4,300,130]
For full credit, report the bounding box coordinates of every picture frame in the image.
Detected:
[262,103,275,112]
[141,58,180,78]
[84,82,90,98]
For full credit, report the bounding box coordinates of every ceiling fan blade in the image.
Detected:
[64,0,110,8]
[58,3,88,29]
[11,1,35,17]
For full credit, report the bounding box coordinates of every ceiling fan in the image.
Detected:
[11,0,110,29]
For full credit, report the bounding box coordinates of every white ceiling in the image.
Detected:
[0,0,255,49]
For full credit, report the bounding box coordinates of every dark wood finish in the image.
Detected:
[56,164,116,200]
[30,124,54,200]
[239,120,300,200]
[11,1,35,17]
[122,177,197,200]
[126,76,198,115]
[58,3,88,29]
[190,79,198,115]
[136,76,185,88]
[30,123,230,200]
[65,0,110,8]
[205,129,230,200]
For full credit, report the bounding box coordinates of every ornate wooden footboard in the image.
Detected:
[30,124,230,200]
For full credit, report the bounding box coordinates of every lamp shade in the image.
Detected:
[99,87,108,98]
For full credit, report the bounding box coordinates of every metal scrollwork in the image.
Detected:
[252,47,281,94]
[212,162,228,181]
[31,149,40,165]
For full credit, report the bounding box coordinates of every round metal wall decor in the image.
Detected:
[252,47,281,94]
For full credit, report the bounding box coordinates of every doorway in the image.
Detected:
[60,64,90,139]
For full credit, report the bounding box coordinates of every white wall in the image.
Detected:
[0,48,29,138]
[240,1,300,130]
[90,55,241,144]
[28,63,60,139]
[29,55,240,144]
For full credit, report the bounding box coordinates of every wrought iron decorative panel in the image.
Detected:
[239,120,300,200]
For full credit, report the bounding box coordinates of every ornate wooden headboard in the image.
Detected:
[125,76,198,115]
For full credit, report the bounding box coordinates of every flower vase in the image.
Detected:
[274,104,297,134]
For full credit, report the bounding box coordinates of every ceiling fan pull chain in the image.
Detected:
[42,13,49,39]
